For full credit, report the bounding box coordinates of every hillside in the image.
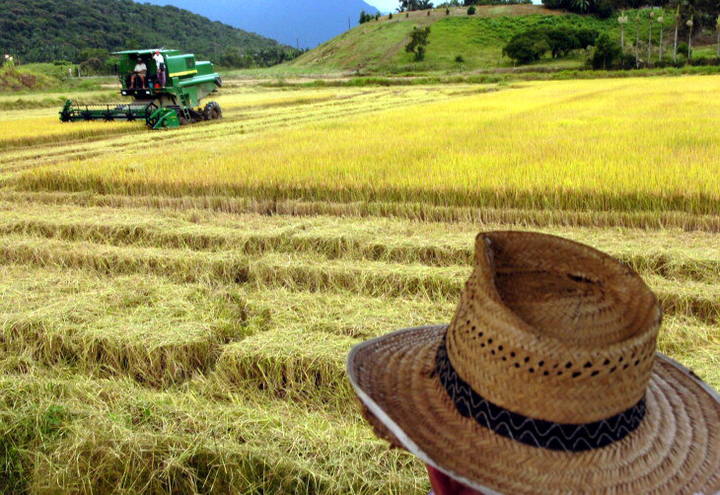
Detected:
[288,5,620,73]
[0,0,289,64]
[142,0,380,49]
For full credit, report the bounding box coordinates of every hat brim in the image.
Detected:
[347,325,720,495]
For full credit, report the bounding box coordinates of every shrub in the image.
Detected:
[446,8,450,14]
[405,26,432,61]
[467,6,476,14]
[688,57,720,66]
[677,42,692,58]
[576,29,600,49]
[503,34,550,64]
[359,11,373,24]
[595,0,613,18]
[389,12,393,19]
[455,55,465,63]
[503,27,599,64]
[620,52,637,69]
[543,27,580,58]
[589,33,621,69]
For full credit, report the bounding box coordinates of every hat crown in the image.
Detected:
[446,232,661,424]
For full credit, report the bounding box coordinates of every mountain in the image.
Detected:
[141,0,380,49]
[0,0,290,64]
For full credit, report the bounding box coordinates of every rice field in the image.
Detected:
[0,75,718,494]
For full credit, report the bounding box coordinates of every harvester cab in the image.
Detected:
[59,49,223,130]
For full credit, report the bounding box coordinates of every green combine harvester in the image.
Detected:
[59,49,222,130]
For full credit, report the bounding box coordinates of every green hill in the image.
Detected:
[0,0,290,65]
[288,5,623,73]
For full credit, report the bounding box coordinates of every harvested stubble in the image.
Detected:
[215,329,357,410]
[0,235,251,285]
[5,190,720,233]
[1,375,426,495]
[242,287,456,339]
[0,265,257,386]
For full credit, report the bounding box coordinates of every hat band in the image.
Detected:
[436,337,646,452]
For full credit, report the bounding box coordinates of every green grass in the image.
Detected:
[282,7,688,74]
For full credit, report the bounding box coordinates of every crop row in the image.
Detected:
[0,231,718,326]
[1,204,719,281]
[2,263,716,401]
[4,190,720,232]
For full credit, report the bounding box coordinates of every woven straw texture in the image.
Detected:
[448,232,661,424]
[348,232,720,494]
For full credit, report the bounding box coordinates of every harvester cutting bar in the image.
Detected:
[59,100,156,123]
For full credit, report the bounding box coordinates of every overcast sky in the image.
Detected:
[367,0,542,12]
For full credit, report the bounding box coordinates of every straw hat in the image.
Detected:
[347,231,720,494]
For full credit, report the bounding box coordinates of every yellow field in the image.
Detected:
[0,76,718,494]
[14,76,720,214]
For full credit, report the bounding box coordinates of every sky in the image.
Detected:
[366,0,399,12]
[367,0,542,13]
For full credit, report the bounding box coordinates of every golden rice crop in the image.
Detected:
[17,76,720,214]
[0,116,142,150]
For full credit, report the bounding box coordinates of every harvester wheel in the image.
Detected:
[203,101,222,121]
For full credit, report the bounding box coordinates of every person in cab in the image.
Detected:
[153,50,166,87]
[130,57,147,89]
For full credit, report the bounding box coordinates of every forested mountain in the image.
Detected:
[141,0,380,48]
[0,0,293,65]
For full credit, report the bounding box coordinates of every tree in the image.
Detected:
[405,26,431,61]
[543,27,580,58]
[686,16,694,60]
[503,34,550,64]
[467,5,476,14]
[717,15,720,57]
[359,11,372,24]
[618,12,629,50]
[673,5,680,62]
[648,9,655,65]
[399,0,434,11]
[572,0,591,13]
[590,33,621,69]
[657,14,665,61]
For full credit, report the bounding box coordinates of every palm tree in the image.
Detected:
[687,17,694,61]
[673,6,680,63]
[648,9,655,64]
[572,0,591,14]
[658,15,665,61]
[635,10,641,67]
[618,13,629,51]
[716,15,720,57]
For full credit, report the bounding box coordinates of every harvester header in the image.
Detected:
[60,49,223,130]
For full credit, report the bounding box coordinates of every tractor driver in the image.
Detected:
[130,57,148,89]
